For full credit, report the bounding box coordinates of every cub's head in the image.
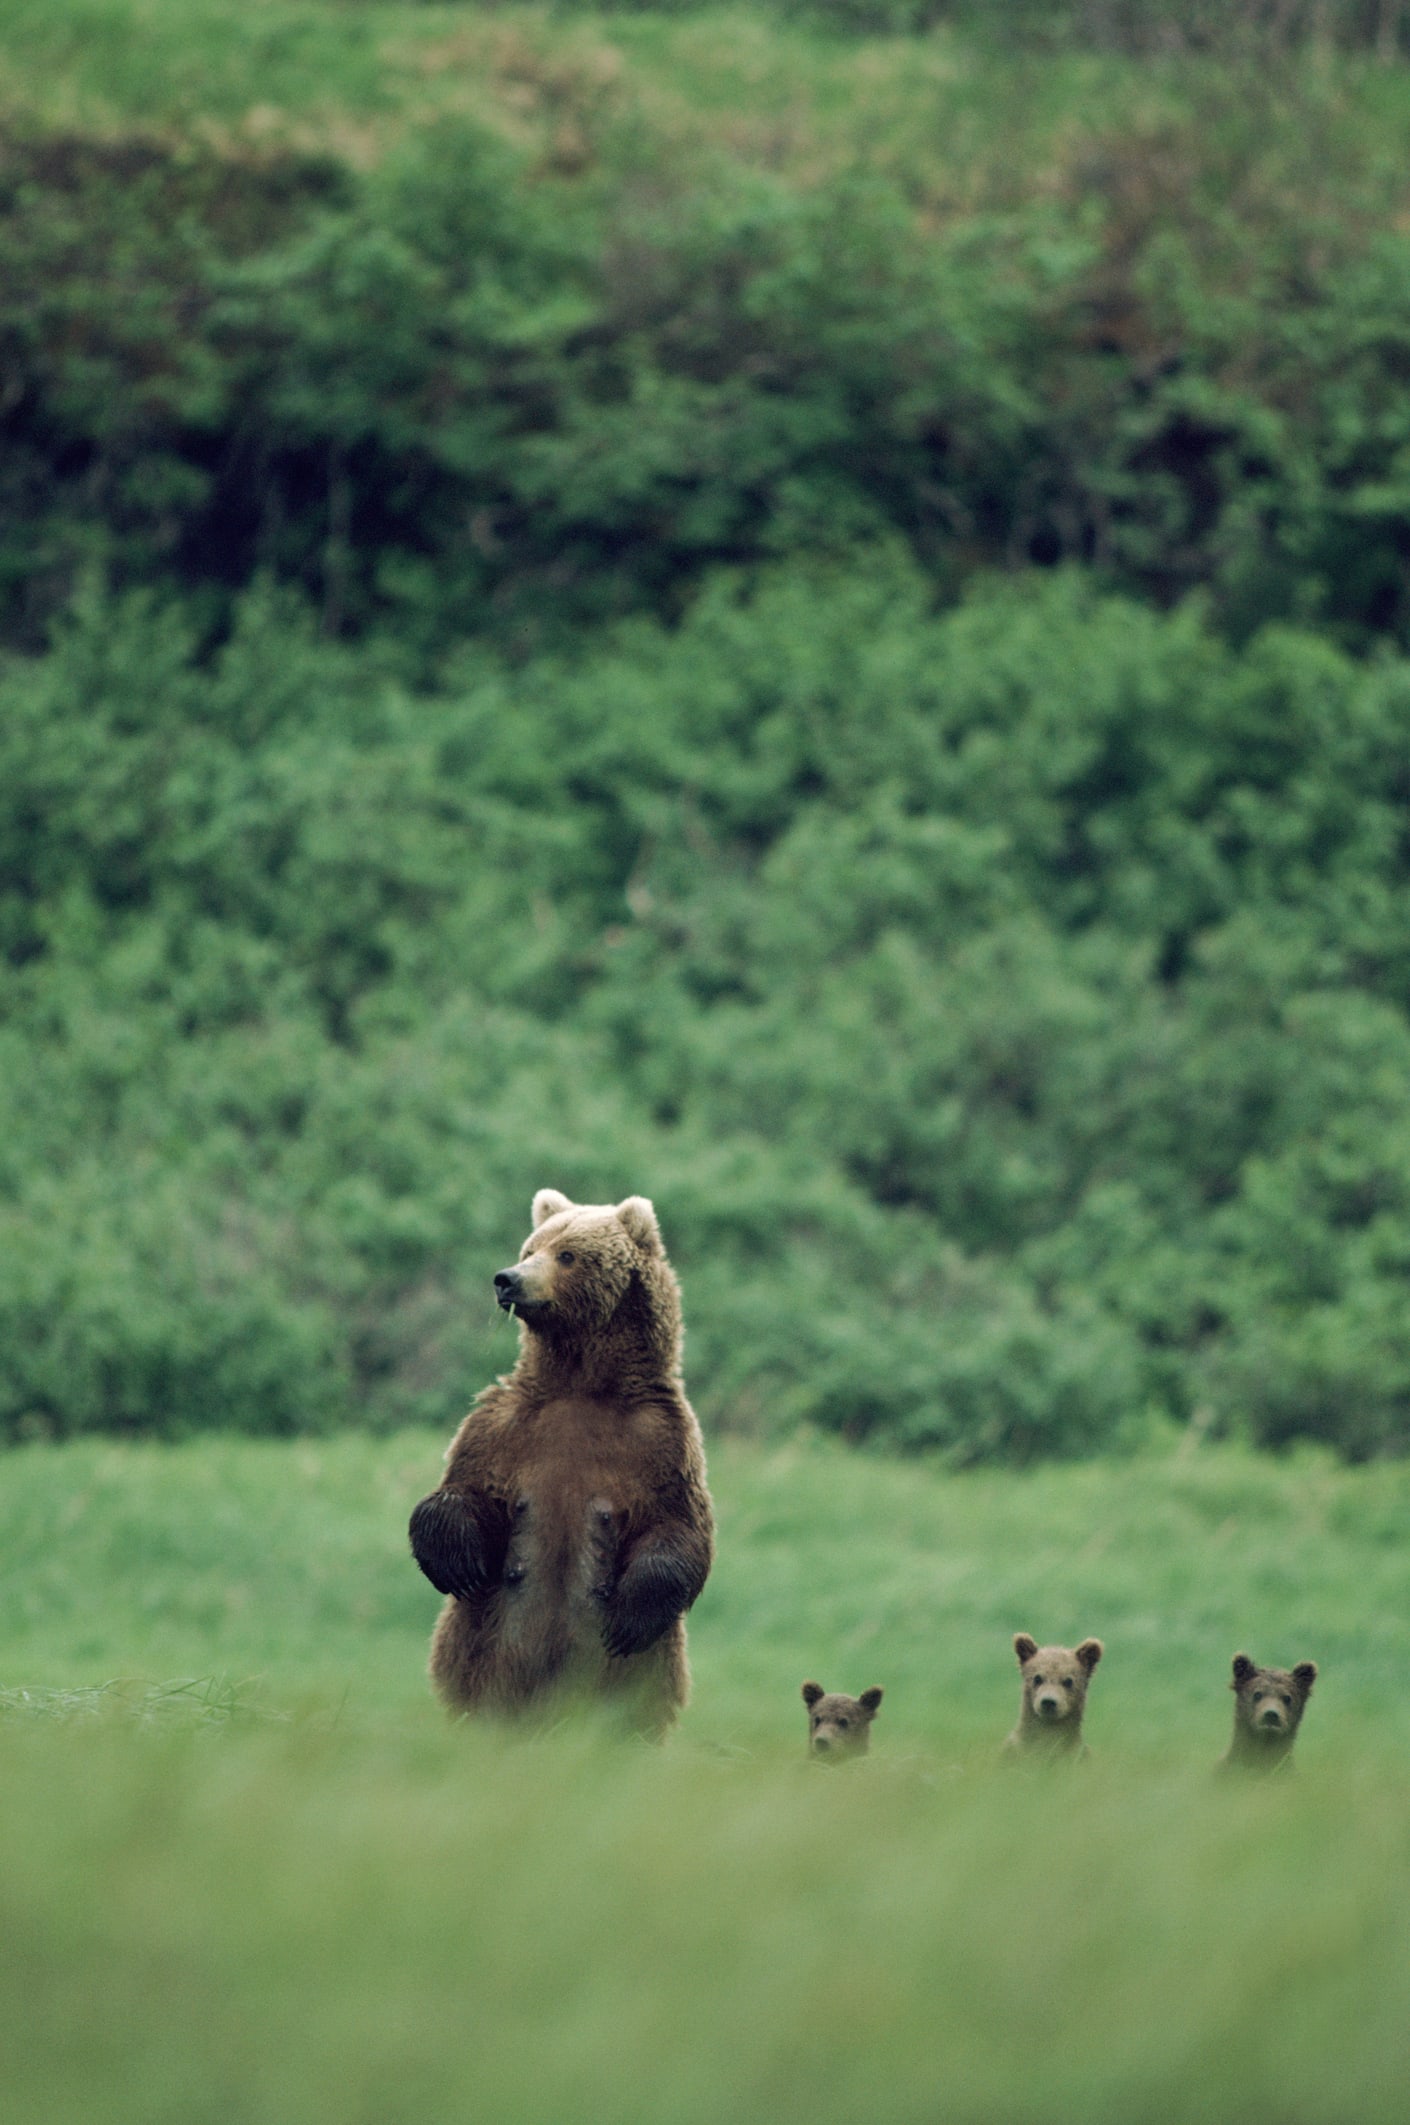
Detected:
[1229,1653,1317,1741]
[493,1188,666,1336]
[1014,1633,1103,1726]
[801,1680,884,1763]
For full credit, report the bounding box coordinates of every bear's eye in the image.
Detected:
[557,1250,576,1265]
[1033,1675,1044,1686]
[1063,1676,1074,1689]
[1252,1690,1264,1701]
[838,1718,849,1729]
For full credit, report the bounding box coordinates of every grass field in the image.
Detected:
[0,0,1370,207]
[3,1429,1410,2124]
[0,0,1093,147]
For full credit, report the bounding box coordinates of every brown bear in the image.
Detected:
[801,1681,884,1763]
[1003,1633,1103,1760]
[1219,1652,1318,1773]
[409,1189,714,1738]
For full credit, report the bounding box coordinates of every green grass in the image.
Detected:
[5,1718,1409,2125]
[3,1431,1409,2125]
[5,1428,1409,1748]
[0,0,968,136]
[0,0,1352,216]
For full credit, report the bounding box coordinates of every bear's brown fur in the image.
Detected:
[1003,1633,1103,1760]
[409,1189,714,1738]
[801,1680,884,1762]
[1219,1652,1317,1773]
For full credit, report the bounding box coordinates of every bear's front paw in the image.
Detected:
[602,1594,677,1660]
[409,1491,493,1600]
[600,1548,695,1658]
[604,1614,660,1660]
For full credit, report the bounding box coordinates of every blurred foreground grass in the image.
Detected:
[5,1719,1409,2125]
[3,1432,1409,2124]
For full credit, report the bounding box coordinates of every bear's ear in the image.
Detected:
[1076,1638,1103,1674]
[617,1196,661,1253]
[1014,1633,1038,1666]
[532,1189,573,1230]
[858,1687,884,1717]
[801,1681,824,1709]
[1231,1653,1257,1689]
[1293,1661,1318,1696]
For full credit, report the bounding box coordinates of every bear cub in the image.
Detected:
[1219,1652,1317,1773]
[1004,1633,1103,1759]
[801,1680,884,1763]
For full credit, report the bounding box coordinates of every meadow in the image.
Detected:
[6,3,1410,2113]
[4,1428,1410,2124]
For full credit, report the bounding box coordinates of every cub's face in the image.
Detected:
[1230,1654,1317,1739]
[801,1681,883,1762]
[492,1189,660,1332]
[1014,1634,1103,1724]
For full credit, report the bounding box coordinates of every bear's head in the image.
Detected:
[493,1189,677,1348]
[1014,1633,1103,1728]
[801,1680,884,1762]
[1229,1653,1317,1744]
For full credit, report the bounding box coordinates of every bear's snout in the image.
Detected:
[1258,1703,1286,1729]
[809,1728,861,1762]
[808,1717,871,1760]
[496,1256,559,1311]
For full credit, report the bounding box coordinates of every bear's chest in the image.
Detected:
[495,1396,662,1603]
[507,1395,658,1497]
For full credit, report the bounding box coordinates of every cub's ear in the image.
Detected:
[1231,1653,1258,1689]
[1293,1661,1318,1695]
[617,1195,661,1252]
[801,1681,825,1709]
[858,1687,884,1717]
[1013,1633,1038,1666]
[532,1188,573,1229]
[1076,1638,1103,1674]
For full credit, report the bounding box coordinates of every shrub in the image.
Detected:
[5,562,1410,1457]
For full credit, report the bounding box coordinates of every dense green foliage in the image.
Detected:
[8,8,1410,653]
[8,564,1410,1454]
[4,1432,1410,2125]
[6,2,1410,1455]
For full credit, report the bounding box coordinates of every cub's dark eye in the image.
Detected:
[557,1250,576,1265]
[1063,1676,1075,1689]
[1033,1675,1044,1686]
[838,1718,849,1730]
[1252,1690,1264,1702]
[812,1715,821,1727]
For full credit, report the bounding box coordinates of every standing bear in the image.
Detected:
[409,1190,714,1738]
